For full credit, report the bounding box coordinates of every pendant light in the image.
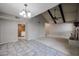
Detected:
[19,4,31,18]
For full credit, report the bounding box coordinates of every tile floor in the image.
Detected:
[0,39,66,56]
[36,37,79,56]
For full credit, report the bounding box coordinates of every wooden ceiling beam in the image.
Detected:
[48,10,57,24]
[58,4,66,23]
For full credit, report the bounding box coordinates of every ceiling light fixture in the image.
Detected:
[19,4,31,18]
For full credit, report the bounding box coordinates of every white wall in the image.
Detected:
[0,14,45,44]
[45,23,75,39]
[0,19,26,44]
[0,19,18,44]
[27,15,45,40]
[27,14,75,40]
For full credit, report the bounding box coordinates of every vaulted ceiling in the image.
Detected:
[42,3,79,23]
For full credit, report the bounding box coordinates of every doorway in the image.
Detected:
[18,23,25,39]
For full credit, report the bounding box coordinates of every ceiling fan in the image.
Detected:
[53,8,62,20]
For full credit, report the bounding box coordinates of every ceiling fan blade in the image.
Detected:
[57,17,62,19]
